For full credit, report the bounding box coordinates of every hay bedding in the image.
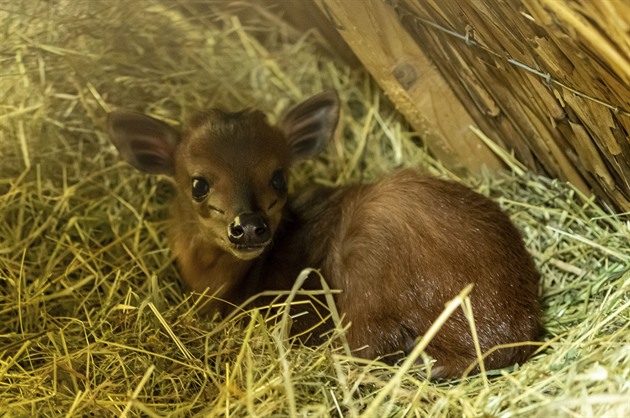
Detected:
[0,1,628,416]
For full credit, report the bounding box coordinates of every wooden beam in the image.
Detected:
[314,0,504,174]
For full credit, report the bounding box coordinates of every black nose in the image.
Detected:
[228,213,271,246]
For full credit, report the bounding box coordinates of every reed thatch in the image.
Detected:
[312,0,630,212]
[0,1,628,417]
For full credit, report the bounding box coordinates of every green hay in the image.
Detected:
[1,1,628,417]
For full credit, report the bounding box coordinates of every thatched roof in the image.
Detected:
[309,0,630,211]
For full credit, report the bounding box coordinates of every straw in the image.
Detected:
[1,1,628,416]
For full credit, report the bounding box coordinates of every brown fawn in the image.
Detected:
[107,91,540,378]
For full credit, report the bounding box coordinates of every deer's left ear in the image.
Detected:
[279,91,340,161]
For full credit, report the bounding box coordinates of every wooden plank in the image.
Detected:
[314,0,504,175]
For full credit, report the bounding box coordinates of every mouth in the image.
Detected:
[229,241,270,259]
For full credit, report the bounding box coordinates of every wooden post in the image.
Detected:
[314,0,504,174]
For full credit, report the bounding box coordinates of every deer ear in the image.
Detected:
[279,91,340,161]
[107,111,180,176]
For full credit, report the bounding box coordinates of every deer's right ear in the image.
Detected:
[107,111,180,176]
[279,91,340,161]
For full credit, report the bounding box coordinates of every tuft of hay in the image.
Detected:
[1,1,628,417]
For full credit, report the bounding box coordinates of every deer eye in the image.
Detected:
[191,177,210,201]
[271,169,287,191]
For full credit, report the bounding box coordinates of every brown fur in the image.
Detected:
[107,92,540,379]
[264,171,540,377]
[167,110,291,315]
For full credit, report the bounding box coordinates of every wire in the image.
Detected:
[390,1,630,117]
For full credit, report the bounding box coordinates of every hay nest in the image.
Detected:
[1,1,628,416]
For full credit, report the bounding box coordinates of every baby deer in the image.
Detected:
[108,91,540,378]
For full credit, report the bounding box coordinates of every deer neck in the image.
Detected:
[169,222,257,313]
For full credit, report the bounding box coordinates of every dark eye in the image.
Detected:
[271,169,287,191]
[191,177,210,201]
